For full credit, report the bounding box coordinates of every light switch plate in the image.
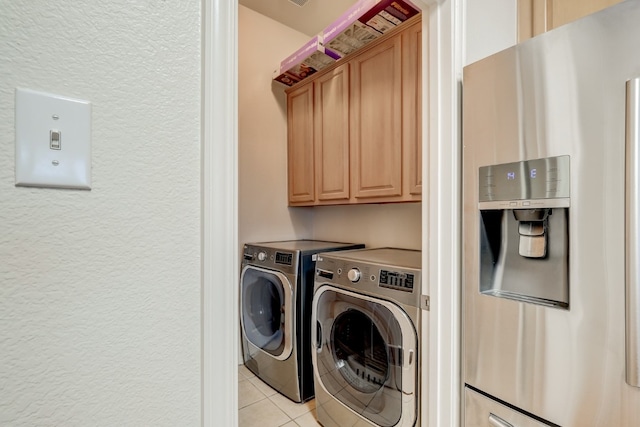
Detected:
[15,88,91,190]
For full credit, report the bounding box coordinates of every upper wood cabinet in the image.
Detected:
[287,83,315,204]
[402,21,422,197]
[350,33,403,200]
[518,0,621,41]
[286,16,422,206]
[314,64,350,202]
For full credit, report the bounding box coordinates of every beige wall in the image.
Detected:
[238,4,422,368]
[311,203,421,250]
[465,0,517,65]
[0,2,201,425]
[238,6,422,251]
[239,5,314,248]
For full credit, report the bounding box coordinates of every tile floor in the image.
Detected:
[238,364,321,427]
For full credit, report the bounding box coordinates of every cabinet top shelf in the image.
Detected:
[283,13,422,94]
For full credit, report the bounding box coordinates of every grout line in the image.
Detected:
[238,374,318,426]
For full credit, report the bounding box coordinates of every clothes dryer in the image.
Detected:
[312,248,423,426]
[240,240,364,403]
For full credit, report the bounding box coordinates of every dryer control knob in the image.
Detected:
[347,268,361,282]
[257,252,267,261]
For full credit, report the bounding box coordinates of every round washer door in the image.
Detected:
[312,285,418,427]
[240,265,293,361]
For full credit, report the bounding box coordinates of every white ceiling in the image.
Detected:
[239,0,359,36]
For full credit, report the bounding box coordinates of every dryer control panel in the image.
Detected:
[314,248,423,309]
[380,270,415,292]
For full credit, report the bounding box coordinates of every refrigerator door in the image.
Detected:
[463,2,640,426]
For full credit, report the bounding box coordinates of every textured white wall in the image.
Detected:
[0,2,202,426]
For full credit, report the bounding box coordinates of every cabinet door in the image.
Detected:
[402,21,422,197]
[518,0,621,41]
[350,35,403,200]
[314,63,350,202]
[287,83,315,204]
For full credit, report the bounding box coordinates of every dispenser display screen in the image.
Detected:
[503,169,539,181]
[478,155,570,202]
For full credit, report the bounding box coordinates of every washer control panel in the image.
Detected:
[242,245,297,275]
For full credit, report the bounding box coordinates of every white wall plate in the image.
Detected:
[15,88,92,190]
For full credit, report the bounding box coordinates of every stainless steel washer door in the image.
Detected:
[240,265,293,361]
[312,285,418,427]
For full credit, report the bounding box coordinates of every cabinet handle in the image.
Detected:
[488,413,514,427]
[626,77,640,388]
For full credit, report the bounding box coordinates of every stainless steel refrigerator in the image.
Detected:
[462,2,640,426]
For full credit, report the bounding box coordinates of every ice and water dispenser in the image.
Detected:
[478,156,570,307]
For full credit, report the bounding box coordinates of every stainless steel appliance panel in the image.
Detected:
[312,248,422,427]
[240,240,364,403]
[465,387,553,427]
[463,2,640,425]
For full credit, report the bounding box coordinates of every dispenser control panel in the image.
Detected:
[479,155,570,203]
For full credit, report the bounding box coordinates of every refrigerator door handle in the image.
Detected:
[488,413,514,427]
[626,77,640,388]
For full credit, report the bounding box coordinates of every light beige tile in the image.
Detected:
[239,378,266,409]
[269,393,316,420]
[294,409,322,427]
[238,363,255,380]
[280,422,298,427]
[239,398,290,427]
[248,375,278,397]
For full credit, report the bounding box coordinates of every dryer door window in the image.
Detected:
[241,266,293,360]
[332,309,390,394]
[313,287,418,427]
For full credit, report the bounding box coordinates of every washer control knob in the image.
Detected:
[347,268,361,282]
[257,252,267,261]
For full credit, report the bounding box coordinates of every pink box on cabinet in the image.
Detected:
[273,36,341,87]
[321,0,421,57]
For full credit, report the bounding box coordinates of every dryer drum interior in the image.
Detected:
[332,309,390,393]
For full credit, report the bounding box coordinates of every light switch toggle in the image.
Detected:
[50,129,61,150]
[15,88,91,190]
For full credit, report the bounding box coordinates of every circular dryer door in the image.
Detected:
[240,265,293,361]
[312,286,418,427]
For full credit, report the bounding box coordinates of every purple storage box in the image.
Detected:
[273,36,341,87]
[321,0,421,57]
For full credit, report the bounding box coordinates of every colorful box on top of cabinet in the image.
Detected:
[321,0,421,57]
[273,36,341,87]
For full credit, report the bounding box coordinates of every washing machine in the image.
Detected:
[240,240,364,403]
[312,248,423,427]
